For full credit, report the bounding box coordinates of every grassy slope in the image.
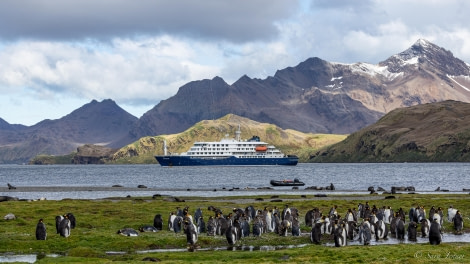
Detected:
[111,114,346,164]
[1,193,469,263]
[312,100,470,162]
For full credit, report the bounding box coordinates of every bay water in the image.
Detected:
[1,163,469,200]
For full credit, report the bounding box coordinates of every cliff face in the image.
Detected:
[29,144,118,165]
[311,100,470,162]
[71,144,117,164]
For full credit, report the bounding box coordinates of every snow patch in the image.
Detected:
[325,83,343,90]
[391,54,420,66]
[330,76,343,81]
[416,38,431,47]
[447,75,470,92]
[350,62,403,81]
[403,57,419,65]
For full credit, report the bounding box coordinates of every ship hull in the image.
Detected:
[155,155,298,166]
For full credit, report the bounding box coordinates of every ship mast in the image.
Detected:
[235,124,241,141]
[163,140,168,156]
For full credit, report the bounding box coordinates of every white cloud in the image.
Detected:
[0,36,214,104]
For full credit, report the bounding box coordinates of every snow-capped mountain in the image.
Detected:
[380,39,469,75]
[1,39,470,163]
[338,39,470,113]
[127,39,470,142]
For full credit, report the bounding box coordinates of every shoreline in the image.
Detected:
[1,185,469,193]
[1,186,469,203]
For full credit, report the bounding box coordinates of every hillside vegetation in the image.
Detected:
[111,114,346,164]
[311,100,470,162]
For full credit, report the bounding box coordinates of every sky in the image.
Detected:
[1,0,470,126]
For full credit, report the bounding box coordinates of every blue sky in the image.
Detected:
[1,0,469,125]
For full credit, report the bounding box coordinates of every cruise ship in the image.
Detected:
[155,125,298,166]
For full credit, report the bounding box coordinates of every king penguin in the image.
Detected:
[55,215,64,234]
[153,214,163,230]
[429,219,442,245]
[59,214,71,237]
[35,219,47,240]
[66,213,76,229]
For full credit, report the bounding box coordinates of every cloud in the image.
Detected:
[0,36,223,106]
[0,0,297,42]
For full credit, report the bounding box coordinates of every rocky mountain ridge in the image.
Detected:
[126,39,470,143]
[1,39,470,163]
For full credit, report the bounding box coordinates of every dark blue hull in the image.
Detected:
[155,155,298,166]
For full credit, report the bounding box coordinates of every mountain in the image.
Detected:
[2,39,470,164]
[124,39,470,143]
[0,99,137,164]
[310,100,470,162]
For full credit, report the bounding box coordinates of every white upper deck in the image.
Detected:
[179,125,285,158]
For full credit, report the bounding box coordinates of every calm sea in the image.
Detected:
[1,163,470,200]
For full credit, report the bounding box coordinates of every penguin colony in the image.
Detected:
[34,203,465,248]
[158,203,464,247]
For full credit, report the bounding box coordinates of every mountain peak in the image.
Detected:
[414,38,432,47]
[393,38,441,61]
[380,39,470,75]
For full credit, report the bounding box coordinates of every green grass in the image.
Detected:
[1,194,469,263]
